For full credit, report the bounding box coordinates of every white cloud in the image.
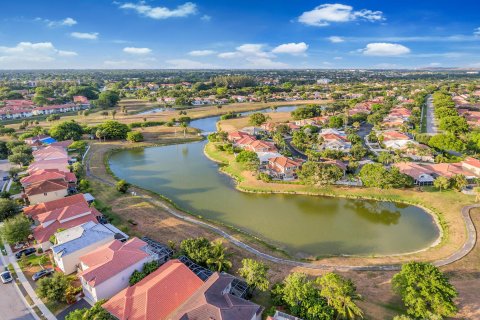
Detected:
[166,59,215,69]
[0,42,77,65]
[119,2,197,19]
[244,57,288,68]
[218,52,240,59]
[272,42,308,55]
[217,43,289,68]
[333,56,343,60]
[123,47,152,55]
[299,3,384,27]
[70,32,99,40]
[188,50,216,56]
[201,15,211,21]
[328,36,345,43]
[36,17,77,27]
[236,44,272,58]
[360,43,411,56]
[474,27,480,36]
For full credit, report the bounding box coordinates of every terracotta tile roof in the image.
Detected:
[321,133,349,142]
[35,202,93,223]
[169,273,263,320]
[24,180,69,197]
[79,238,150,287]
[20,169,76,186]
[381,131,410,141]
[28,159,70,173]
[23,194,87,219]
[102,259,203,320]
[268,157,302,169]
[463,157,480,169]
[227,131,253,142]
[49,140,73,148]
[235,136,257,146]
[324,159,347,171]
[245,140,277,152]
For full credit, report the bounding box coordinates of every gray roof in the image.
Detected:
[52,222,114,257]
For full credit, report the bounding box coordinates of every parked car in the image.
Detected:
[15,247,36,259]
[32,268,54,281]
[2,176,9,181]
[0,271,13,284]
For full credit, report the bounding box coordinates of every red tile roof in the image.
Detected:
[20,169,76,186]
[23,194,87,219]
[463,157,480,169]
[35,202,93,224]
[24,180,69,197]
[79,238,150,287]
[103,259,203,320]
[268,157,302,169]
[381,131,410,141]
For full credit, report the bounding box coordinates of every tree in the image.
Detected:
[97,121,130,140]
[50,121,83,141]
[127,131,144,143]
[110,110,117,119]
[359,163,413,189]
[66,300,114,320]
[180,237,232,272]
[329,115,344,128]
[433,176,450,191]
[116,179,130,193]
[96,90,120,109]
[317,272,363,320]
[8,152,33,166]
[392,262,457,319]
[66,85,99,100]
[276,272,334,320]
[36,273,70,303]
[238,258,270,293]
[377,152,394,165]
[0,198,21,221]
[236,150,260,171]
[206,240,232,272]
[249,113,268,126]
[438,116,469,135]
[0,214,31,243]
[428,133,465,152]
[297,162,343,186]
[70,162,84,178]
[450,174,467,192]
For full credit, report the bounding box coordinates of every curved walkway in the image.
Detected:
[84,146,478,271]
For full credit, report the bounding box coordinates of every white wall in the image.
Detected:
[28,189,69,205]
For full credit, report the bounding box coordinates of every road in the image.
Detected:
[426,94,438,134]
[0,258,35,320]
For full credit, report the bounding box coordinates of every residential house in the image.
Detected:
[393,162,435,186]
[462,157,480,176]
[240,126,266,136]
[394,161,478,186]
[24,193,88,219]
[23,179,70,205]
[256,152,283,165]
[268,311,303,320]
[244,140,278,153]
[20,169,77,188]
[102,259,204,320]
[319,129,351,152]
[33,146,69,162]
[268,157,303,180]
[227,131,255,143]
[32,201,102,251]
[79,238,156,302]
[380,130,415,150]
[27,159,70,173]
[24,135,52,146]
[52,221,117,274]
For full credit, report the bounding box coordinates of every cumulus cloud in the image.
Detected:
[188,50,216,56]
[119,2,197,19]
[123,47,152,55]
[272,42,308,55]
[70,32,99,40]
[328,36,345,43]
[217,43,288,68]
[360,43,411,56]
[299,3,384,27]
[36,17,77,27]
[166,59,215,69]
[0,42,77,64]
[201,15,211,21]
[475,27,480,36]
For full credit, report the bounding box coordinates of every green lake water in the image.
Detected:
[109,132,440,257]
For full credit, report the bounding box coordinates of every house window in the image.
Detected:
[44,193,48,196]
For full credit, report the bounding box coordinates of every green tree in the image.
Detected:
[116,179,130,193]
[359,163,413,189]
[0,198,21,221]
[317,272,363,319]
[297,162,343,186]
[70,162,84,178]
[97,121,130,140]
[96,90,120,109]
[377,152,394,165]
[36,273,70,303]
[180,237,212,265]
[450,174,467,191]
[329,115,344,128]
[206,240,232,272]
[236,150,260,171]
[249,113,268,126]
[50,121,83,141]
[429,134,465,152]
[126,131,144,143]
[0,214,31,243]
[433,176,450,191]
[66,300,114,320]
[438,116,469,135]
[8,152,33,166]
[392,262,457,319]
[238,258,270,293]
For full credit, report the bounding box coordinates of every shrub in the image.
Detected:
[116,179,130,193]
[127,131,144,143]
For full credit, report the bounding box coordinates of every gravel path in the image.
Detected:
[84,145,478,271]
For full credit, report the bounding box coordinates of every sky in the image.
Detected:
[0,0,479,69]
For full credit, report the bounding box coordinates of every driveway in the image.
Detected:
[426,94,438,134]
[0,257,35,320]
[56,299,91,320]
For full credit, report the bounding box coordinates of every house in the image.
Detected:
[393,162,435,186]
[33,146,69,162]
[103,259,263,320]
[268,311,303,320]
[73,96,90,108]
[23,179,70,205]
[268,157,303,180]
[462,157,480,176]
[319,129,351,152]
[28,159,70,173]
[24,193,88,219]
[394,161,478,186]
[244,140,278,153]
[79,238,156,302]
[227,131,255,143]
[169,272,263,320]
[20,169,77,187]
[24,135,52,146]
[256,152,283,165]
[240,126,266,136]
[52,221,117,274]
[323,159,347,175]
[234,136,257,148]
[380,131,414,150]
[32,201,103,251]
[102,259,204,320]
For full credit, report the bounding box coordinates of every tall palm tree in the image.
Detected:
[206,241,232,272]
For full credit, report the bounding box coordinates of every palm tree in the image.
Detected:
[206,241,232,272]
[180,122,188,137]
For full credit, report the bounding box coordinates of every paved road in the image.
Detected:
[426,94,438,134]
[0,258,35,320]
[85,145,478,271]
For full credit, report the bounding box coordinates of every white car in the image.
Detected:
[0,271,13,284]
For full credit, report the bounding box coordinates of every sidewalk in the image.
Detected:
[5,244,57,320]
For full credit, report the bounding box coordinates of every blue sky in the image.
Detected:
[0,0,479,69]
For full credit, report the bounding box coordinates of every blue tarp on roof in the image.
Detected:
[40,137,57,145]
